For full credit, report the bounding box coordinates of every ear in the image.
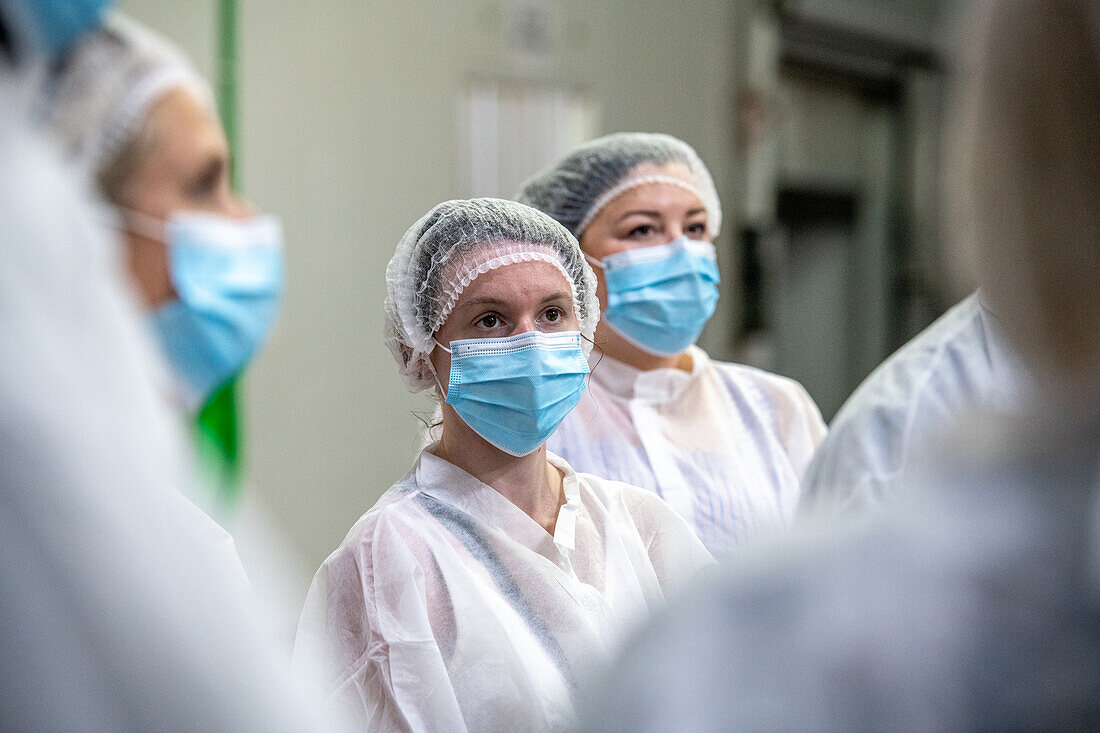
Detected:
[426,346,450,399]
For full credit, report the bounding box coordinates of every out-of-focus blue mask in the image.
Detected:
[6,0,112,58]
[438,330,589,457]
[148,212,284,410]
[588,237,720,357]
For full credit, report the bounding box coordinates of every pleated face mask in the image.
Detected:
[587,237,720,356]
[11,0,111,58]
[143,211,284,410]
[437,330,590,457]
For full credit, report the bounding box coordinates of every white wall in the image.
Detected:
[120,0,740,606]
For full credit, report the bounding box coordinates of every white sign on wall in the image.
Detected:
[461,81,598,199]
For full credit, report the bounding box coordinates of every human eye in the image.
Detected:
[475,313,503,330]
[627,223,657,239]
[539,302,574,330]
[188,167,221,200]
[686,221,708,238]
[188,157,229,202]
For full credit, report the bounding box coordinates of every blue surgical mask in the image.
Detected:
[587,237,720,357]
[136,211,284,410]
[4,0,111,58]
[437,330,589,457]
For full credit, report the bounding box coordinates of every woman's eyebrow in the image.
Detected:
[616,207,707,223]
[539,291,573,305]
[616,209,661,222]
[454,296,508,310]
[455,291,572,311]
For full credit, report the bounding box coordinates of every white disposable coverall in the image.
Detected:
[576,411,1100,732]
[799,292,1031,516]
[546,346,826,554]
[295,449,714,732]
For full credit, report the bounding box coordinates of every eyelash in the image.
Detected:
[626,221,707,239]
[189,174,219,200]
[475,313,502,329]
[473,306,567,330]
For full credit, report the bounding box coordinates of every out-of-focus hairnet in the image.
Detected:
[39,12,213,176]
[516,132,722,240]
[384,198,599,393]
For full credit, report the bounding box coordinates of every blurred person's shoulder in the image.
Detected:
[830,293,991,435]
[799,294,996,510]
[579,494,995,731]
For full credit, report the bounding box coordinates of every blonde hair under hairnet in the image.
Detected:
[516,132,722,240]
[384,198,599,393]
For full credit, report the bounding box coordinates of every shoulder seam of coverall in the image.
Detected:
[889,306,988,483]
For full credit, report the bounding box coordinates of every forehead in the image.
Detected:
[601,161,705,217]
[452,258,573,308]
[143,87,226,172]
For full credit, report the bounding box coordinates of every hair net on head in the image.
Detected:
[516,132,722,241]
[385,198,599,393]
[38,12,213,178]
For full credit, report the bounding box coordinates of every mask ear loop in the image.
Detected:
[431,339,451,397]
[119,208,170,243]
[584,252,605,270]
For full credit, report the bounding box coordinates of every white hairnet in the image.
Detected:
[384,198,599,393]
[516,132,722,240]
[38,12,213,177]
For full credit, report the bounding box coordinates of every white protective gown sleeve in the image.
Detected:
[294,449,714,732]
[0,70,341,733]
[799,292,1032,517]
[546,346,826,555]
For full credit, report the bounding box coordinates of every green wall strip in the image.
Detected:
[217,0,239,189]
[196,0,243,513]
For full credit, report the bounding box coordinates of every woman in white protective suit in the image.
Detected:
[41,14,283,416]
[38,14,284,516]
[0,3,341,731]
[517,133,826,554]
[295,198,713,732]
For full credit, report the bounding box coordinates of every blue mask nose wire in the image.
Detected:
[432,331,590,457]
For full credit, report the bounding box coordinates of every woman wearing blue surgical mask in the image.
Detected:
[518,133,826,555]
[42,14,283,415]
[295,198,713,731]
[38,16,283,522]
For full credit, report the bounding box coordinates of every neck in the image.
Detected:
[433,404,564,535]
[593,323,693,371]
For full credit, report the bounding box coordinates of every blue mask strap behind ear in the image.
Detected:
[432,339,451,396]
